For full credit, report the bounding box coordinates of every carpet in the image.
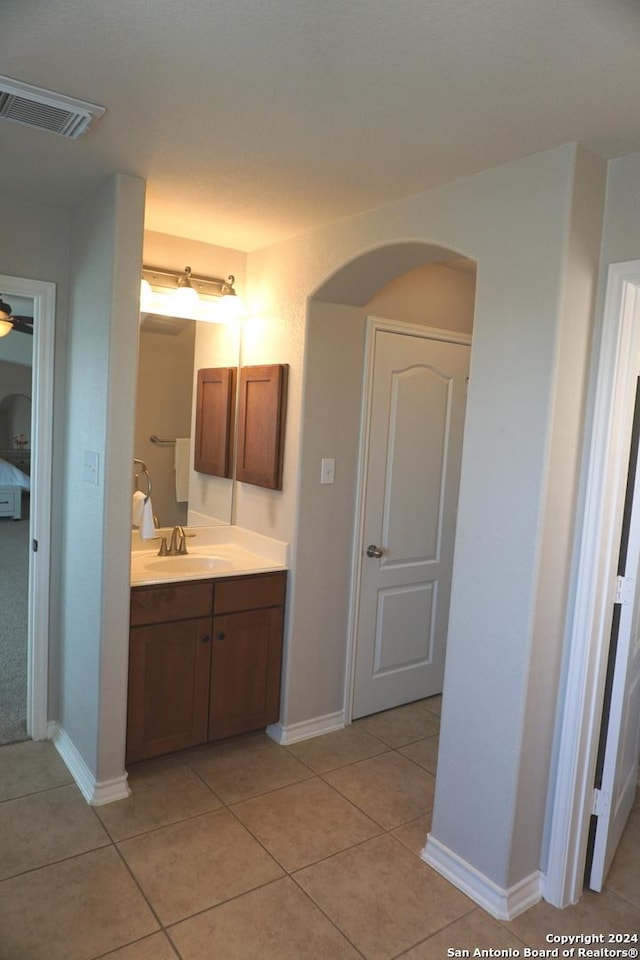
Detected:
[0,498,29,744]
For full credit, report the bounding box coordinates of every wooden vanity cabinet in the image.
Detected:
[127,582,213,763]
[127,572,286,763]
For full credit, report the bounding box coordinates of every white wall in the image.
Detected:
[366,261,476,334]
[60,173,145,786]
[244,144,603,894]
[597,153,640,264]
[0,330,33,366]
[520,148,607,878]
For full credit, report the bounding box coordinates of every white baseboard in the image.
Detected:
[47,722,130,806]
[422,834,542,920]
[267,710,345,745]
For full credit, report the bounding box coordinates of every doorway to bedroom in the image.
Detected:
[0,293,33,743]
[0,275,55,748]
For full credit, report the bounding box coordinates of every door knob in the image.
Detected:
[366,544,383,558]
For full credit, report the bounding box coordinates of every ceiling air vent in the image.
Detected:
[0,75,105,140]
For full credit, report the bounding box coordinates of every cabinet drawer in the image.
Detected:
[131,582,213,626]
[0,488,20,519]
[214,572,286,614]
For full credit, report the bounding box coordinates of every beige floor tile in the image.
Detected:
[119,808,283,925]
[97,756,222,841]
[185,732,313,803]
[605,819,640,909]
[399,735,440,774]
[99,932,179,959]
[0,783,110,879]
[325,751,435,828]
[391,814,432,856]
[355,700,440,747]
[295,834,473,960]
[169,876,363,959]
[232,776,381,871]
[286,724,389,772]
[423,695,443,717]
[503,888,640,947]
[0,846,158,960]
[0,739,72,802]
[398,908,524,958]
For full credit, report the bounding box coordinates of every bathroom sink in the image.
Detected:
[140,555,232,574]
[130,539,285,585]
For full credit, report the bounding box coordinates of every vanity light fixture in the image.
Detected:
[140,265,246,322]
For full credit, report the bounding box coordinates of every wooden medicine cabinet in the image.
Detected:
[194,362,288,490]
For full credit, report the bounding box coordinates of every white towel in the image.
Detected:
[131,490,146,527]
[174,438,190,502]
[139,497,156,540]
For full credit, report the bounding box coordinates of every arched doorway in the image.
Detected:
[309,244,476,722]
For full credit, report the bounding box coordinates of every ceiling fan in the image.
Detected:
[0,297,34,337]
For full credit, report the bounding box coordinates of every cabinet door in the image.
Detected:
[209,606,284,740]
[194,366,236,478]
[235,364,288,489]
[127,617,212,762]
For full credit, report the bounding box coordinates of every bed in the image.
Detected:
[0,457,30,520]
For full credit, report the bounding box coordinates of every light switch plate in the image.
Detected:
[83,450,100,485]
[320,457,335,485]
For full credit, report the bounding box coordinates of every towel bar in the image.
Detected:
[133,458,152,498]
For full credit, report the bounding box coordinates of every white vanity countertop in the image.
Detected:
[130,525,289,587]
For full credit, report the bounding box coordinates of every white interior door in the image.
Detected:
[352,323,470,719]
[589,378,640,890]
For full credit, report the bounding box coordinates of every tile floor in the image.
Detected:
[0,697,638,960]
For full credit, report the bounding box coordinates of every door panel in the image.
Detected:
[352,326,469,718]
[373,583,435,675]
[382,365,450,563]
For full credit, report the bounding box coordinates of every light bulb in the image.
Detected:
[139,278,152,310]
[218,293,247,320]
[171,285,200,317]
[0,318,13,338]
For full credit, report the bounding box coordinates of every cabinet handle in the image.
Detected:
[201,634,210,644]
[216,631,226,641]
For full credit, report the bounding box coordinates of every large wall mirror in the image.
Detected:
[134,312,241,528]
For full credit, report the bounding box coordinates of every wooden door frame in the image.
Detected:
[0,274,55,740]
[544,261,640,907]
[344,315,472,723]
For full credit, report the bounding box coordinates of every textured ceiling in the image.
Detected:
[1,0,639,251]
